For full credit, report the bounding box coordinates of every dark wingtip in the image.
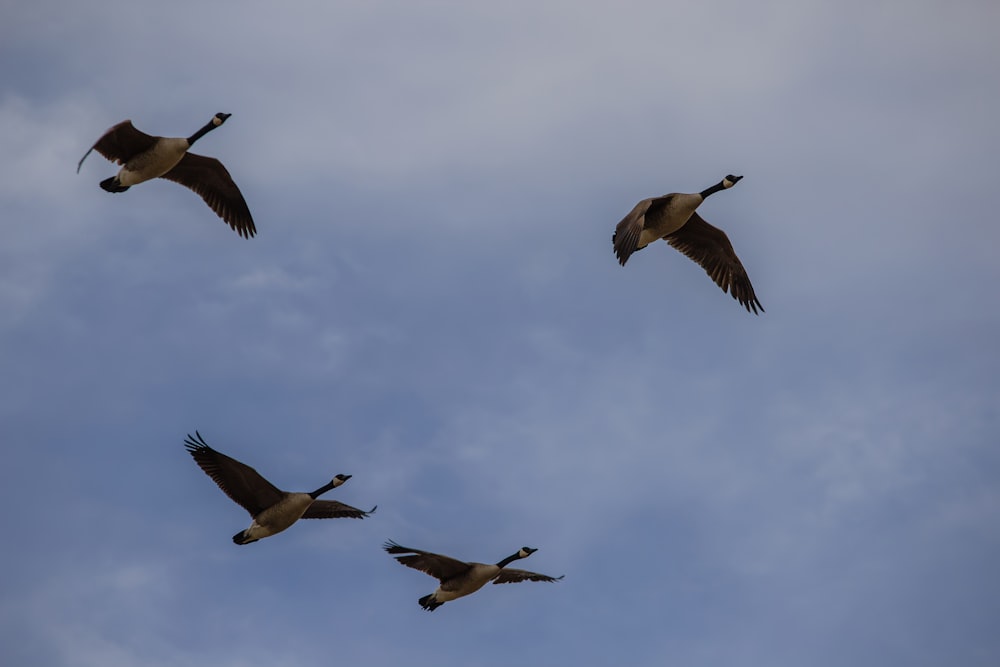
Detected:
[612,233,627,266]
[183,430,211,452]
[743,297,764,315]
[76,148,93,173]
[183,431,203,453]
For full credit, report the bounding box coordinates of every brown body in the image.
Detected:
[78,114,256,239]
[613,175,763,314]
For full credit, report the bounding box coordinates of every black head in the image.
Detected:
[723,174,743,187]
[332,473,352,487]
[519,547,537,557]
[213,113,232,125]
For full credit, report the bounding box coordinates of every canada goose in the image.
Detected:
[612,174,763,314]
[77,113,256,238]
[383,540,563,611]
[184,431,375,545]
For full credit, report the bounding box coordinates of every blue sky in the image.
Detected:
[2,1,999,665]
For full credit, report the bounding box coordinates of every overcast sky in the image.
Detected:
[2,1,999,666]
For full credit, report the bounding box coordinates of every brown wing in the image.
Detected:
[184,432,284,517]
[492,568,565,584]
[664,212,764,314]
[77,120,159,173]
[301,501,376,520]
[383,540,473,582]
[612,197,655,266]
[160,153,257,239]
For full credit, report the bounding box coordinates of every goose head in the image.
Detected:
[212,112,232,126]
[722,174,743,188]
[517,547,537,558]
[330,473,352,488]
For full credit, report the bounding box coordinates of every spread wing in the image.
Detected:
[184,431,284,516]
[613,195,678,266]
[612,197,655,266]
[664,212,764,314]
[383,540,473,582]
[301,501,376,520]
[493,568,565,584]
[77,120,158,173]
[160,153,257,239]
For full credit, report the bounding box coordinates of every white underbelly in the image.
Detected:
[437,573,492,601]
[639,224,676,248]
[118,139,188,185]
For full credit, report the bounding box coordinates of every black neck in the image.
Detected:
[699,181,727,199]
[495,552,522,569]
[186,120,218,146]
[309,481,336,499]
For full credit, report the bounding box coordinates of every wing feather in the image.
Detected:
[301,501,376,520]
[184,432,284,516]
[664,212,764,314]
[492,568,564,584]
[383,541,473,582]
[160,153,256,238]
[612,198,654,266]
[77,120,159,173]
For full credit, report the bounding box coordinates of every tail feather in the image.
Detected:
[418,594,443,611]
[232,530,257,545]
[100,176,129,193]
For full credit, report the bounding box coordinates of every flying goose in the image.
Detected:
[383,540,563,611]
[184,431,375,545]
[78,113,256,238]
[612,174,764,314]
